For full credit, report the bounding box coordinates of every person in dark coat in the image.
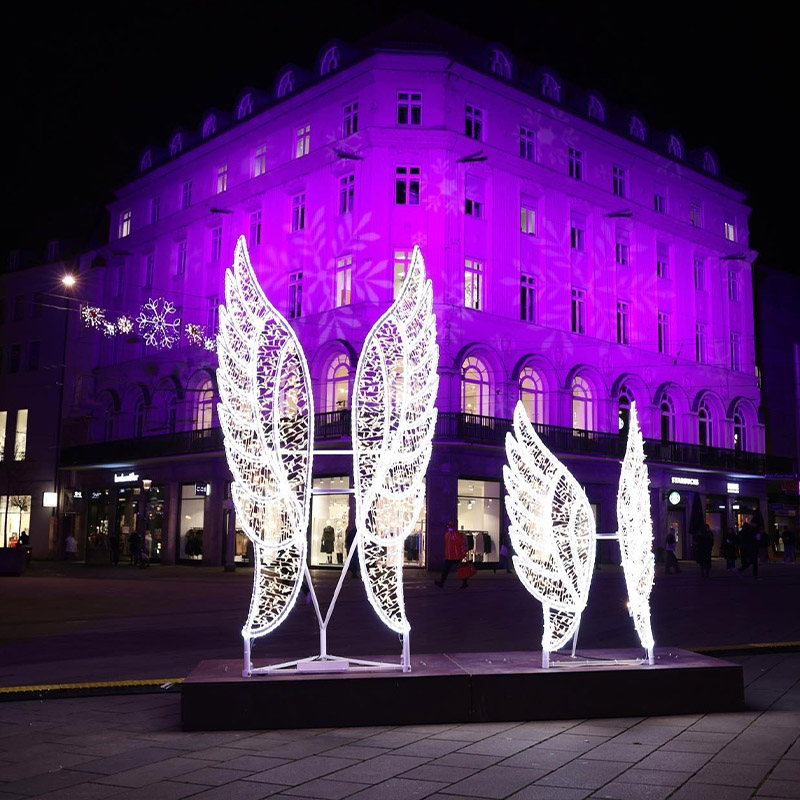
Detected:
[721,527,738,571]
[129,530,141,566]
[694,524,713,578]
[108,528,120,566]
[738,521,758,579]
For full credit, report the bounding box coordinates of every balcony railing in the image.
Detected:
[60,409,768,475]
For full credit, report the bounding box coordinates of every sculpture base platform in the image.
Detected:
[181,648,743,731]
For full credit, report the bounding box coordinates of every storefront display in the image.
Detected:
[0,495,31,547]
[179,483,206,560]
[310,476,350,567]
[115,486,141,562]
[457,479,500,564]
[145,484,165,561]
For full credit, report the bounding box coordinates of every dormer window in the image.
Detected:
[668,135,683,158]
[277,71,295,98]
[587,95,604,121]
[139,150,152,172]
[489,49,511,79]
[169,133,183,156]
[703,152,718,175]
[541,73,560,101]
[321,46,340,75]
[237,93,253,119]
[629,116,646,141]
[202,115,216,139]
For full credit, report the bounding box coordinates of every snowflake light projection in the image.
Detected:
[116,315,134,334]
[216,237,313,673]
[353,245,439,641]
[137,298,180,349]
[81,305,105,329]
[504,402,596,668]
[185,322,205,346]
[203,336,216,352]
[102,321,117,338]
[617,402,655,664]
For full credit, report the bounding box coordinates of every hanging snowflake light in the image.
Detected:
[102,321,117,338]
[203,336,217,352]
[81,305,105,329]
[137,298,180,349]
[185,322,205,346]
[117,315,134,334]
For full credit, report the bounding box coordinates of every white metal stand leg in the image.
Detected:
[646,647,654,665]
[571,616,582,658]
[243,636,252,678]
[542,650,550,669]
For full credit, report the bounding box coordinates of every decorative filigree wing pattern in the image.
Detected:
[504,402,596,653]
[353,246,439,634]
[217,236,314,639]
[617,402,655,653]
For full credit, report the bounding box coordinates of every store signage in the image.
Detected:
[727,482,740,494]
[668,491,682,506]
[671,476,699,486]
[91,491,103,500]
[114,471,139,484]
[42,492,57,508]
[195,483,209,496]
[73,490,83,499]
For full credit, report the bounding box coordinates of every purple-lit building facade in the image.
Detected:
[55,22,764,568]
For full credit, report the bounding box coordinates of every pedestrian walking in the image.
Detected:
[738,521,759,579]
[108,528,120,566]
[694,524,713,578]
[435,521,469,588]
[129,530,141,566]
[721,527,738,571]
[782,527,796,564]
[65,533,78,561]
[664,530,681,574]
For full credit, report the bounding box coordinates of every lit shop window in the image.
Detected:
[310,476,350,568]
[457,479,501,564]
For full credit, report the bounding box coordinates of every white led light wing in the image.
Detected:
[217,236,314,640]
[353,245,439,635]
[617,402,655,660]
[504,402,596,656]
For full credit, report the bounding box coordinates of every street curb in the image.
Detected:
[0,678,183,702]
[691,641,800,657]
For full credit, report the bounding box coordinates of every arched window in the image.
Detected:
[139,150,152,172]
[660,396,675,443]
[733,409,747,452]
[698,400,712,447]
[571,376,593,432]
[202,115,216,139]
[133,398,146,438]
[668,135,683,158]
[461,356,490,417]
[489,49,511,79]
[320,46,340,75]
[169,133,183,156]
[194,378,214,431]
[519,367,544,424]
[587,95,605,121]
[703,152,717,175]
[326,354,351,412]
[541,73,560,101]
[277,71,295,98]
[237,93,253,119]
[618,390,632,435]
[629,116,646,141]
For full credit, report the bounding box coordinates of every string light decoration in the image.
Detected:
[102,321,117,338]
[185,322,205,346]
[353,245,439,636]
[81,305,105,329]
[617,401,655,664]
[203,336,217,351]
[136,298,181,349]
[116,315,134,334]
[504,401,596,668]
[216,237,314,653]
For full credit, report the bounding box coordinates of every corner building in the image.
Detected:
[59,19,765,569]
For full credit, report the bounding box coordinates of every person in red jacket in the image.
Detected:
[435,520,469,589]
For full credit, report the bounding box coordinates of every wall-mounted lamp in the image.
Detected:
[43,492,58,508]
[142,479,153,491]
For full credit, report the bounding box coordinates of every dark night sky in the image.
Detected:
[3,2,789,271]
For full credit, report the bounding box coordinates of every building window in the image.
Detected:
[520,202,536,235]
[655,241,669,279]
[176,239,187,276]
[254,145,267,178]
[724,216,736,242]
[695,323,707,363]
[698,401,712,447]
[658,312,670,354]
[690,199,703,228]
[170,133,183,155]
[520,274,536,323]
[587,95,604,121]
[694,258,705,291]
[703,152,717,175]
[206,296,219,334]
[393,248,412,299]
[733,409,747,452]
[342,100,358,137]
[465,179,483,218]
[194,379,214,431]
[519,367,544,423]
[167,396,177,434]
[465,104,483,140]
[668,135,683,158]
[541,73,560,100]
[464,259,483,310]
[216,164,228,194]
[249,211,262,248]
[133,399,146,438]
[327,354,351,411]
[14,409,28,460]
[568,148,583,180]
[144,253,154,288]
[730,332,741,372]
[237,93,253,119]
[181,181,192,210]
[335,255,352,307]
[294,124,311,158]
[288,271,303,319]
[202,115,216,138]
[395,166,420,205]
[321,46,340,75]
[660,396,675,443]
[629,116,646,141]
[27,341,40,371]
[461,356,490,416]
[570,216,585,251]
[489,49,511,78]
[616,301,630,344]
[277,71,295,97]
[612,166,627,198]
[211,227,222,261]
[727,269,740,302]
[291,193,306,232]
[397,92,422,125]
[150,196,160,224]
[618,391,632,435]
[653,184,667,214]
[519,126,536,160]
[339,174,355,214]
[615,236,629,266]
[0,411,6,461]
[571,288,586,334]
[571,376,593,432]
[118,209,132,238]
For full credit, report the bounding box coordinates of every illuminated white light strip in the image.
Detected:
[352,245,439,636]
[617,401,655,663]
[504,402,596,667]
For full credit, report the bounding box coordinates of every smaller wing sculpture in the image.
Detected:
[504,402,596,667]
[217,237,314,647]
[353,246,439,635]
[617,401,655,663]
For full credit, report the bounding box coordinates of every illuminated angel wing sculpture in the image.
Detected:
[217,237,314,665]
[504,402,597,667]
[617,402,655,664]
[353,246,439,638]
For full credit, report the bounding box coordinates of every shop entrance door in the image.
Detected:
[667,508,686,559]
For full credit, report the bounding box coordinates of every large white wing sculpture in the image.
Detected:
[504,402,597,668]
[617,402,655,664]
[217,237,314,666]
[352,246,439,638]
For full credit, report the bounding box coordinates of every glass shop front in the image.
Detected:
[310,476,351,567]
[179,483,207,561]
[457,479,500,566]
